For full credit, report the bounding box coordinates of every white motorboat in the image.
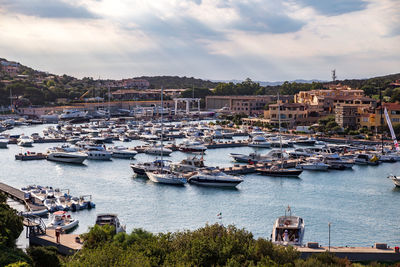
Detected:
[296,158,329,171]
[388,175,400,187]
[271,207,305,246]
[59,109,88,120]
[145,145,172,156]
[46,211,79,231]
[0,136,8,148]
[85,146,112,160]
[321,154,354,169]
[96,213,126,233]
[17,135,33,147]
[170,155,205,173]
[146,171,187,185]
[178,140,207,153]
[119,134,130,142]
[47,151,88,164]
[130,160,171,177]
[248,135,271,148]
[289,148,313,158]
[43,198,59,212]
[188,170,243,187]
[108,146,137,159]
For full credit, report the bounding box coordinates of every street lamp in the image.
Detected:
[328,222,331,252]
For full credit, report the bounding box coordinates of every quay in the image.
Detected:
[297,244,400,262]
[0,182,45,211]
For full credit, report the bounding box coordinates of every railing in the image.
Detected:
[22,214,46,237]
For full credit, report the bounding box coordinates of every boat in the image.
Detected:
[289,148,313,158]
[96,213,126,233]
[145,86,187,185]
[178,140,207,153]
[248,135,271,148]
[85,146,112,160]
[130,160,171,177]
[388,175,400,187]
[271,206,305,246]
[170,155,205,173]
[294,137,316,146]
[188,170,243,187]
[59,109,88,121]
[0,136,8,148]
[320,154,354,169]
[108,146,138,159]
[257,166,303,177]
[15,151,47,160]
[119,134,130,142]
[17,135,33,147]
[146,171,187,185]
[296,158,329,171]
[230,150,289,164]
[47,151,88,164]
[145,144,173,156]
[354,153,379,165]
[46,211,79,231]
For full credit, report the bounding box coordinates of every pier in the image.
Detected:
[29,229,83,255]
[0,182,45,211]
[297,244,400,262]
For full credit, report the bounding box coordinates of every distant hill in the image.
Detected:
[135,76,219,89]
[213,79,326,86]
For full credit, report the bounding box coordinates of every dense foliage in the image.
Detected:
[136,76,218,89]
[0,192,31,266]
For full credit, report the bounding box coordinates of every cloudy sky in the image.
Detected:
[0,0,399,81]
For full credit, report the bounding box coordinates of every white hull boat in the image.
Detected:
[388,175,400,187]
[188,171,243,187]
[46,211,79,231]
[146,171,187,185]
[272,208,305,246]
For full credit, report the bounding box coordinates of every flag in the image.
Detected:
[217,212,222,217]
[287,205,291,212]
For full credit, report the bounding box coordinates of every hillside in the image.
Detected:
[0,57,399,107]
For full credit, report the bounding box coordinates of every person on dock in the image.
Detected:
[55,227,62,243]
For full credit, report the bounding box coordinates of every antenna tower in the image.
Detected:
[332,69,337,82]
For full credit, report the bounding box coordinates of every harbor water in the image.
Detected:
[2,124,400,248]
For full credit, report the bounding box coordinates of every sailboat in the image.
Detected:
[257,91,302,178]
[145,86,187,185]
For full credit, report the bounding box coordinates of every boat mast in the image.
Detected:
[108,85,111,120]
[380,88,384,154]
[278,90,283,168]
[160,86,164,173]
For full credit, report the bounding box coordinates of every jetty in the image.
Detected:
[0,182,45,212]
[297,243,400,262]
[29,229,83,255]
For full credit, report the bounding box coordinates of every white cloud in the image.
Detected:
[0,0,398,81]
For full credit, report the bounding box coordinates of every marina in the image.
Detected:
[1,120,400,250]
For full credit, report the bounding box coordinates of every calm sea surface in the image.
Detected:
[2,124,400,248]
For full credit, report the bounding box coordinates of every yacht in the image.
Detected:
[257,165,303,177]
[230,149,289,164]
[145,144,173,156]
[108,146,137,159]
[17,135,34,147]
[289,148,313,158]
[296,158,329,171]
[0,136,8,148]
[59,109,88,121]
[248,135,271,148]
[178,140,207,153]
[321,154,354,169]
[146,170,187,185]
[170,155,205,173]
[271,207,305,246]
[47,151,88,164]
[96,213,125,233]
[46,211,79,232]
[354,153,379,165]
[294,137,316,146]
[188,170,243,187]
[131,160,171,177]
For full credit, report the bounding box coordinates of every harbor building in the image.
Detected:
[205,95,291,116]
[264,102,313,127]
[335,105,360,129]
[359,103,400,131]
